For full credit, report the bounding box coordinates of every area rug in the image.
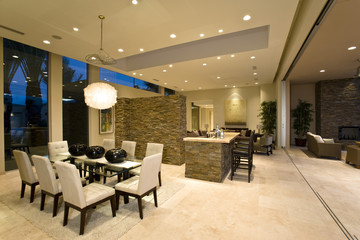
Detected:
[0,179,184,239]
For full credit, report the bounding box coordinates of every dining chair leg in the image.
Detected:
[21,181,26,198]
[30,183,36,203]
[80,209,86,235]
[40,191,46,210]
[158,172,162,186]
[63,204,69,226]
[115,191,120,210]
[137,197,143,219]
[53,194,59,217]
[110,196,116,217]
[124,194,129,204]
[153,189,158,207]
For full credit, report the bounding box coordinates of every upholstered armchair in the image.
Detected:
[13,150,39,203]
[115,153,162,219]
[306,132,342,159]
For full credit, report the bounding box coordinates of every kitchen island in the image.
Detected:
[183,132,239,182]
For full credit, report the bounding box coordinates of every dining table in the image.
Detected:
[49,153,141,183]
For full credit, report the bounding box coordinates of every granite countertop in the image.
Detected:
[183,132,239,143]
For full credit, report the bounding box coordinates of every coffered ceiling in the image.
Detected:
[0,0,301,91]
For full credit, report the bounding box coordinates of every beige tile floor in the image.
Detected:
[0,148,358,240]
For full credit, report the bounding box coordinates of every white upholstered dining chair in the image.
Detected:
[103,139,115,151]
[32,155,62,217]
[55,161,116,235]
[129,143,164,186]
[115,153,162,219]
[13,150,39,203]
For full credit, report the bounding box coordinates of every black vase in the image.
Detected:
[105,149,127,163]
[69,144,88,156]
[85,146,105,159]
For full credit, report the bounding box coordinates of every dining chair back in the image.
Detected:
[32,155,62,217]
[55,161,116,235]
[48,141,69,160]
[115,153,162,219]
[103,139,115,152]
[121,140,136,157]
[13,150,39,203]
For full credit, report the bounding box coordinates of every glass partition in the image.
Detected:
[3,39,49,171]
[62,57,89,146]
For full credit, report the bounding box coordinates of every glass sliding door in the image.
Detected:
[62,57,88,146]
[3,39,49,171]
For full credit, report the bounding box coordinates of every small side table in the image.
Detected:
[346,145,360,169]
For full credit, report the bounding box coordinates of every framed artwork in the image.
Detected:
[100,107,114,134]
[225,99,247,125]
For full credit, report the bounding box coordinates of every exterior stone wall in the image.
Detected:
[115,95,186,165]
[185,140,235,182]
[315,78,360,142]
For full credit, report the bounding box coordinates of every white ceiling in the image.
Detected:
[0,0,300,91]
[287,0,360,83]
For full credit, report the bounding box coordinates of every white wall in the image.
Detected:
[88,65,162,147]
[290,83,316,145]
[182,86,261,131]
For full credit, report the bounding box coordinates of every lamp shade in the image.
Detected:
[84,82,117,109]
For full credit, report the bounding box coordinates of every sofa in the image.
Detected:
[306,132,342,159]
[346,144,360,168]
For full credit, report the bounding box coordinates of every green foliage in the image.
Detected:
[291,99,314,138]
[258,101,277,135]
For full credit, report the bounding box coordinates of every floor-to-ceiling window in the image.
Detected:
[62,57,88,146]
[3,39,49,171]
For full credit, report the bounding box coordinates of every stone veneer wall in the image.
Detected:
[315,78,360,141]
[115,95,186,165]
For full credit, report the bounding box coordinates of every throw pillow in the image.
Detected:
[323,138,335,144]
[313,135,324,143]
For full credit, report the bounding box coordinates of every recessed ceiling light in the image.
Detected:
[12,55,19,58]
[73,27,79,31]
[164,82,167,85]
[217,56,221,60]
[250,56,255,59]
[348,46,357,50]
[320,69,325,72]
[200,33,205,37]
[218,29,223,33]
[203,63,207,66]
[217,76,221,79]
[255,82,259,85]
[133,72,136,75]
[243,15,251,21]
[185,80,188,83]
[170,34,176,38]
[225,85,228,87]
[181,89,184,91]
[91,57,96,60]
[139,73,143,76]
[118,48,124,52]
[43,40,50,44]
[233,85,236,88]
[198,87,202,90]
[132,0,138,5]
[169,64,173,67]
[140,48,144,52]
[253,73,257,75]
[231,54,235,58]
[163,69,167,72]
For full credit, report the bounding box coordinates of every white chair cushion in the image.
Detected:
[83,183,115,206]
[32,155,60,195]
[122,141,136,157]
[103,139,115,152]
[13,150,38,184]
[129,167,141,176]
[313,135,324,143]
[48,141,69,159]
[115,176,140,195]
[323,138,335,143]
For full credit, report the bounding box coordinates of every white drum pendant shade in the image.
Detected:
[84,82,117,109]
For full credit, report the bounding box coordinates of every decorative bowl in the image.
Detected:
[85,146,105,159]
[105,149,127,163]
[69,144,88,156]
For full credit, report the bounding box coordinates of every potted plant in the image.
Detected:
[291,99,314,146]
[258,100,277,137]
